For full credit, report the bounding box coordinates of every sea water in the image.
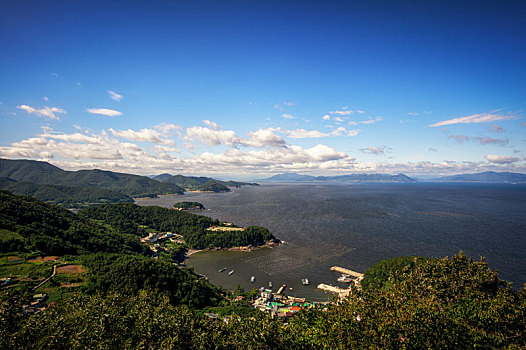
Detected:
[135,182,526,300]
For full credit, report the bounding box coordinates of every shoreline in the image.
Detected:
[185,239,281,258]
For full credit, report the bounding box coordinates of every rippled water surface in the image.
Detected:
[135,182,526,299]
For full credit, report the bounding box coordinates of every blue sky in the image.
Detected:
[1,0,525,178]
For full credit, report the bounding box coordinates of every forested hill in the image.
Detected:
[0,158,184,198]
[156,173,259,192]
[79,203,276,249]
[0,190,146,255]
[0,190,224,309]
[0,178,134,208]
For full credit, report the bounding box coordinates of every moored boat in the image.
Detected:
[337,274,352,283]
[302,278,310,285]
[250,276,255,283]
[228,270,234,275]
[218,267,227,272]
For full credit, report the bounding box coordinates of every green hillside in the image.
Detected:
[0,190,146,255]
[0,179,133,208]
[79,202,276,249]
[0,158,184,198]
[160,174,258,192]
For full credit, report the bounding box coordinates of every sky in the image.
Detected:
[1,0,525,179]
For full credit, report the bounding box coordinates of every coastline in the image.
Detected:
[185,239,281,258]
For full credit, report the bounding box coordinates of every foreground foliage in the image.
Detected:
[2,253,525,349]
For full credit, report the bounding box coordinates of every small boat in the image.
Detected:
[228,270,234,275]
[250,276,255,283]
[289,287,294,291]
[218,267,227,272]
[302,278,310,285]
[268,281,273,288]
[337,274,352,283]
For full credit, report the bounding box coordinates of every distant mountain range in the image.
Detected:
[153,173,258,192]
[263,171,526,184]
[262,172,417,183]
[434,171,526,183]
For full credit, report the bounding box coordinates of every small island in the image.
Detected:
[173,201,205,211]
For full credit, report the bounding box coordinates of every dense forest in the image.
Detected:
[0,191,146,255]
[0,179,134,208]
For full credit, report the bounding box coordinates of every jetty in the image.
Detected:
[317,283,352,298]
[330,266,364,281]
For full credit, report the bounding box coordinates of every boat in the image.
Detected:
[228,270,234,275]
[250,276,255,283]
[268,281,273,288]
[218,267,227,272]
[337,274,352,283]
[302,278,310,285]
[289,287,294,291]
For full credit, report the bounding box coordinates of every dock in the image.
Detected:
[317,283,352,298]
[277,285,286,294]
[330,266,364,281]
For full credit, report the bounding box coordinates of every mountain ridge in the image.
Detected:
[262,172,417,183]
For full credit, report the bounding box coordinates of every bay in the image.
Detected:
[135,182,526,300]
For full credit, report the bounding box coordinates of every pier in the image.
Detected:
[317,283,352,298]
[330,266,364,281]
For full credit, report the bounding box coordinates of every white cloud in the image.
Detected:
[322,115,331,121]
[108,90,123,102]
[42,96,49,102]
[282,129,328,138]
[203,120,220,130]
[109,128,164,144]
[185,122,240,147]
[449,134,471,143]
[331,127,347,136]
[347,129,361,136]
[429,112,517,127]
[476,137,508,145]
[155,123,182,134]
[449,134,507,145]
[17,105,66,120]
[86,108,122,117]
[360,116,383,124]
[278,127,349,139]
[360,146,390,155]
[282,113,296,119]
[333,117,345,122]
[329,110,354,115]
[485,155,519,164]
[356,110,365,114]
[283,101,295,106]
[241,129,287,148]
